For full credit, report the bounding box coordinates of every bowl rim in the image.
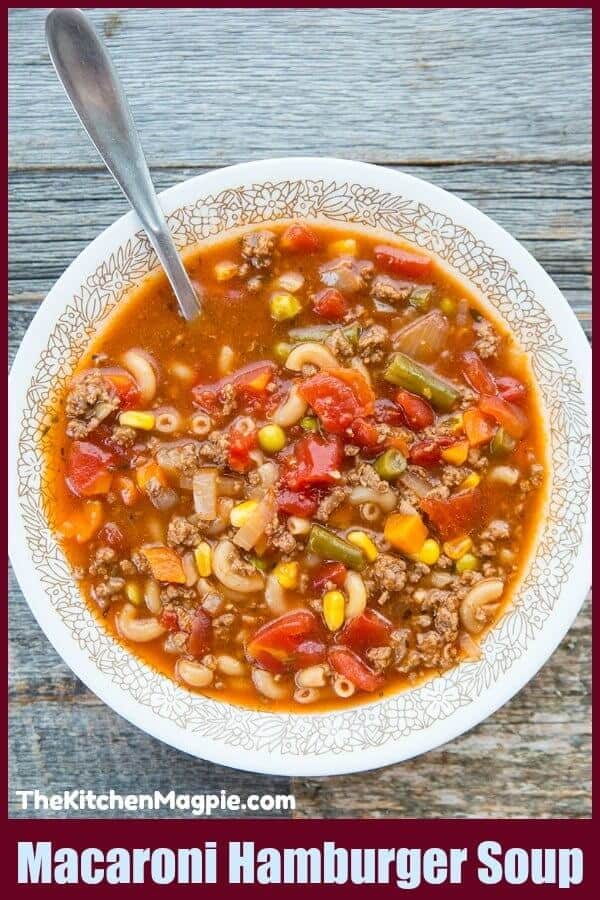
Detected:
[8,156,592,776]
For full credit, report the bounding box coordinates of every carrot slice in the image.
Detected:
[140,546,186,583]
[463,408,497,446]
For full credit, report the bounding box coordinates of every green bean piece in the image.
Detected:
[288,323,360,348]
[489,426,517,456]
[383,352,460,411]
[300,416,319,432]
[308,524,366,570]
[409,286,433,310]
[373,448,407,481]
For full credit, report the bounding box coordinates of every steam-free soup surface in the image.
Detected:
[44,222,546,711]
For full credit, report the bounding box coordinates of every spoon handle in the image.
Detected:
[45,8,200,321]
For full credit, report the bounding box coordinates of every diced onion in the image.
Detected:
[193,468,218,520]
[393,310,450,362]
[276,271,305,293]
[150,486,179,511]
[401,470,433,498]
[319,258,363,293]
[233,492,276,551]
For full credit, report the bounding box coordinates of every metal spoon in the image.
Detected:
[45,7,201,321]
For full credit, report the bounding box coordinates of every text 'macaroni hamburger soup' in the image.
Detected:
[44,221,547,711]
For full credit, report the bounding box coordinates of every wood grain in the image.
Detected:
[8,164,591,338]
[8,8,591,167]
[8,6,591,819]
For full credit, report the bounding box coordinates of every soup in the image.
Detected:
[44,221,546,710]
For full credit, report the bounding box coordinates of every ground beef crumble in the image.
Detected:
[315,487,347,523]
[473,319,501,358]
[357,324,389,365]
[167,515,206,549]
[241,230,277,270]
[65,370,119,439]
[370,274,412,305]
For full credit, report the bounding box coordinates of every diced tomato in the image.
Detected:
[420,488,484,540]
[496,376,527,405]
[228,419,258,473]
[460,351,497,395]
[250,649,287,675]
[188,609,213,658]
[395,389,435,431]
[192,360,276,415]
[337,609,392,652]
[349,417,381,449]
[280,223,321,253]
[312,561,347,594]
[479,394,528,439]
[246,610,323,671]
[277,487,319,518]
[96,522,127,553]
[409,435,456,466]
[93,424,135,464]
[463,408,497,447]
[328,647,384,693]
[101,366,141,410]
[66,441,114,497]
[299,368,374,434]
[374,398,406,427]
[328,367,375,414]
[159,609,180,632]
[283,434,343,491]
[293,639,328,668]
[312,287,348,321]
[374,244,432,279]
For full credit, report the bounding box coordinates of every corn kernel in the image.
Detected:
[443,535,473,560]
[270,291,302,321]
[455,553,480,573]
[230,500,259,528]
[323,590,346,631]
[440,297,456,317]
[119,411,155,430]
[125,581,143,605]
[273,561,299,590]
[214,260,238,281]
[347,531,379,562]
[441,439,469,466]
[194,542,212,577]
[328,238,358,257]
[415,538,440,566]
[461,472,481,490]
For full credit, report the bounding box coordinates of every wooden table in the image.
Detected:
[9,7,591,819]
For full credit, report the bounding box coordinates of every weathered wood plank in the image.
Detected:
[8,8,591,167]
[8,702,294,819]
[8,163,592,339]
[292,720,591,820]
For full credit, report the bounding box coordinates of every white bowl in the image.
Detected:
[8,157,592,776]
